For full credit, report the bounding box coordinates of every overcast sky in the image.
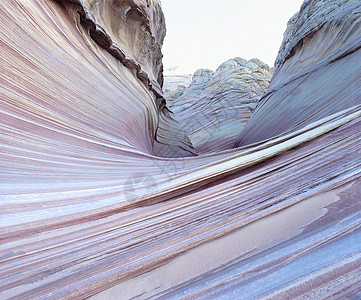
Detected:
[161,0,304,74]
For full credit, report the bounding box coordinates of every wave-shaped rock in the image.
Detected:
[55,0,196,158]
[165,58,272,154]
[236,0,361,146]
[1,0,361,299]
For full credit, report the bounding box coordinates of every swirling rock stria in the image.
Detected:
[1,0,361,299]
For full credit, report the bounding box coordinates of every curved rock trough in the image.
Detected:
[1,0,361,299]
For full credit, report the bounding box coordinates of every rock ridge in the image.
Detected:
[56,0,164,98]
[55,0,196,157]
[165,58,272,153]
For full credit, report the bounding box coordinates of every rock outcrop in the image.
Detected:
[1,0,361,299]
[165,58,272,153]
[236,0,361,146]
[58,0,195,157]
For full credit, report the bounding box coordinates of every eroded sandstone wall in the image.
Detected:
[54,0,195,157]
[236,0,361,146]
[82,0,165,86]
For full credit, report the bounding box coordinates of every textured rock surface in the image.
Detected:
[236,0,361,146]
[163,76,192,100]
[165,58,272,154]
[81,0,165,86]
[57,0,195,157]
[1,0,361,299]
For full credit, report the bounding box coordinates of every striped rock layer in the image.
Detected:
[1,0,361,299]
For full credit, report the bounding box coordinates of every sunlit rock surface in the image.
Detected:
[165,58,272,154]
[1,0,361,299]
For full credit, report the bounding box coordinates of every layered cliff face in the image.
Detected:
[1,0,361,299]
[165,58,272,153]
[55,0,195,157]
[81,0,165,86]
[236,0,361,146]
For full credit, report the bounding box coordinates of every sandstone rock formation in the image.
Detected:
[236,0,361,146]
[165,58,272,153]
[1,0,361,299]
[66,0,195,158]
[162,72,192,102]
